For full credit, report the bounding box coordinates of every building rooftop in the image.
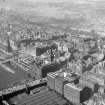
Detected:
[9,89,70,105]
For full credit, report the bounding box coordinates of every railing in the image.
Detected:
[0,78,47,98]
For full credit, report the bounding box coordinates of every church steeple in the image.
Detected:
[7,36,12,52]
[50,48,54,62]
[6,23,12,53]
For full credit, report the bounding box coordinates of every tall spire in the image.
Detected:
[6,23,12,52]
[7,35,12,52]
[50,48,54,62]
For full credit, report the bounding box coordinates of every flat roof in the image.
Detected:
[9,89,70,105]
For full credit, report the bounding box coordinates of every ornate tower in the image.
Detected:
[6,23,12,52]
[50,48,54,62]
[7,36,12,52]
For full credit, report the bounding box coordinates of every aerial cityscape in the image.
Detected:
[1,0,105,105]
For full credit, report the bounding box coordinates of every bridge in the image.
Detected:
[0,78,47,101]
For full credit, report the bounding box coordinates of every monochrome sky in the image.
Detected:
[2,0,104,3]
[0,0,104,6]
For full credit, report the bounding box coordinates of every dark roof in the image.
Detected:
[83,55,91,60]
[11,89,69,105]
